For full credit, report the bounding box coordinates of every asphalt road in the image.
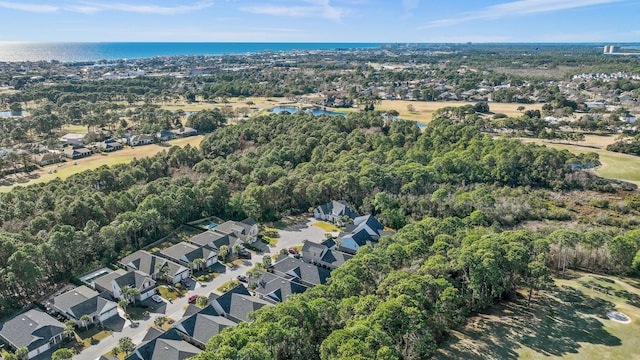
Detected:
[75,218,328,359]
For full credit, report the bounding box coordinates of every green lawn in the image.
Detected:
[217,280,240,293]
[521,138,640,185]
[157,285,185,301]
[436,272,640,360]
[313,221,340,232]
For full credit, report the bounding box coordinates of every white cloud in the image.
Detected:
[241,0,346,21]
[0,1,59,13]
[403,0,419,10]
[76,1,215,15]
[421,0,622,29]
[0,1,214,15]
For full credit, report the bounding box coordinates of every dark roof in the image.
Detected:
[93,269,127,293]
[320,250,353,268]
[212,285,251,314]
[214,218,256,240]
[250,271,309,303]
[175,306,236,346]
[271,258,332,286]
[120,250,188,279]
[0,309,64,351]
[51,286,115,320]
[353,215,384,236]
[320,238,336,249]
[213,285,271,323]
[301,241,327,261]
[316,200,359,219]
[126,328,201,360]
[187,231,240,250]
[114,270,155,291]
[160,242,216,264]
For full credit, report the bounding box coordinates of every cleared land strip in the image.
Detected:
[0,136,203,192]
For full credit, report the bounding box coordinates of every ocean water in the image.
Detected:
[0,42,380,62]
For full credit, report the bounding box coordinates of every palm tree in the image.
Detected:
[118,299,130,318]
[218,245,230,263]
[63,319,76,338]
[79,314,91,331]
[191,258,206,274]
[195,295,208,308]
[120,285,141,306]
[118,337,135,356]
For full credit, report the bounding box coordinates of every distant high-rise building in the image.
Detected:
[604,45,621,54]
[604,45,610,53]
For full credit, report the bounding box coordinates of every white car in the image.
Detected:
[151,295,163,303]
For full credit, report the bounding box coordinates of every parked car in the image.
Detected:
[238,248,251,259]
[188,294,198,303]
[151,295,163,303]
[288,247,299,254]
[237,274,248,283]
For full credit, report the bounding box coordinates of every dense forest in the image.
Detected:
[1,112,640,358]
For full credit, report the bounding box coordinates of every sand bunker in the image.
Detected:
[607,311,631,323]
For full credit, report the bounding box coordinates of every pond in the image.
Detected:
[271,107,346,117]
[0,110,25,117]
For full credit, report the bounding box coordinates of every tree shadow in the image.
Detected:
[435,286,621,359]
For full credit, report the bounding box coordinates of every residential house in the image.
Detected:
[248,270,309,303]
[157,129,176,142]
[129,134,154,146]
[93,269,156,302]
[159,242,218,271]
[620,114,638,124]
[313,200,359,224]
[125,328,201,360]
[270,257,331,287]
[301,241,353,270]
[60,133,85,146]
[119,250,189,285]
[97,139,123,152]
[170,127,198,137]
[210,285,271,323]
[50,285,118,325]
[31,152,62,166]
[174,305,236,349]
[0,309,65,359]
[213,218,259,244]
[337,215,392,255]
[64,146,92,159]
[187,231,243,253]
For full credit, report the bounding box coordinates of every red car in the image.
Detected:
[288,247,299,254]
[188,295,198,303]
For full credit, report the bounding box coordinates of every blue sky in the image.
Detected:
[0,0,638,42]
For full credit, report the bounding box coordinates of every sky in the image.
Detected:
[0,0,639,42]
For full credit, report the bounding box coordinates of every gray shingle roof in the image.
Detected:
[212,285,271,323]
[119,250,187,279]
[0,309,64,351]
[271,258,331,286]
[250,271,309,303]
[114,270,155,292]
[160,242,216,264]
[52,286,115,320]
[126,328,201,360]
[175,306,236,346]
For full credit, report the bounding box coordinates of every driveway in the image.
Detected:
[74,218,327,359]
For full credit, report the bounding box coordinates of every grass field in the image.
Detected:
[0,136,203,192]
[436,272,640,360]
[313,221,340,232]
[521,135,640,185]
[374,100,543,124]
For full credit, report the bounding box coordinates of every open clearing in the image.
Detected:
[436,272,640,360]
[521,135,640,185]
[0,136,203,192]
[374,100,543,123]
